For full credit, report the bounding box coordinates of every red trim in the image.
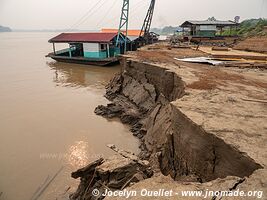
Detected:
[49,32,118,43]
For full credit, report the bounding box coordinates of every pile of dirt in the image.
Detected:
[234,36,267,53]
[187,67,267,90]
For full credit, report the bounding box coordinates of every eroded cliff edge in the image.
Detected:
[71,46,267,199]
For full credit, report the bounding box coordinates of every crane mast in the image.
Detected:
[116,0,129,52]
[140,0,156,44]
[116,0,157,52]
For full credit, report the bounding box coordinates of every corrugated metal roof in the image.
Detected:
[181,20,238,27]
[101,28,144,36]
[49,32,118,43]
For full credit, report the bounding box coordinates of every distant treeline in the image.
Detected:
[151,26,178,35]
[0,25,12,32]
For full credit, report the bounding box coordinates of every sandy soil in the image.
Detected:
[71,42,267,200]
[113,43,267,199]
[128,44,267,167]
[234,36,267,53]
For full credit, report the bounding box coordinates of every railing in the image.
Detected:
[55,46,76,55]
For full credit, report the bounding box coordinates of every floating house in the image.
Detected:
[180,20,238,38]
[47,32,130,66]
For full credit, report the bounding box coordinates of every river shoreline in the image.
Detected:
[70,44,267,199]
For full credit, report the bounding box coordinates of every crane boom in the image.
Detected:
[140,0,156,43]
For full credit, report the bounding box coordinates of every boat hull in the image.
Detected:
[46,54,119,66]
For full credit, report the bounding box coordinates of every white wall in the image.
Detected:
[83,43,99,52]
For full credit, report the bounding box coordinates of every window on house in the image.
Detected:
[100,44,107,51]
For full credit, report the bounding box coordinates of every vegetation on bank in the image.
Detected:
[151,26,179,35]
[0,25,12,32]
[222,18,267,37]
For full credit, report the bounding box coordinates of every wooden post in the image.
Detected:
[69,44,72,58]
[107,43,110,58]
[53,43,56,55]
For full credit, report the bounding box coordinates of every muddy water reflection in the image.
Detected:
[0,33,139,200]
[48,61,121,89]
[68,141,91,168]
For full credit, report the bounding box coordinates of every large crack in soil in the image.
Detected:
[70,57,263,200]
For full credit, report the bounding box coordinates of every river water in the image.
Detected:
[0,32,139,200]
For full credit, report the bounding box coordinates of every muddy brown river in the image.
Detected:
[0,32,139,200]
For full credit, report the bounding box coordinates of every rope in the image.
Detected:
[67,0,153,31]
[99,0,149,29]
[68,0,105,31]
[95,0,119,28]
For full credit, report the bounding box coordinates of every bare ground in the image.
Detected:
[71,43,267,200]
[234,36,267,53]
[109,43,267,199]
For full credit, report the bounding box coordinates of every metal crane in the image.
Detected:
[140,0,156,45]
[116,0,130,52]
[116,0,156,52]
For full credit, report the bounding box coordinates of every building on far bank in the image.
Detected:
[0,25,12,32]
[180,20,238,37]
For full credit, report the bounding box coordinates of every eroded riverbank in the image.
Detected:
[71,44,267,199]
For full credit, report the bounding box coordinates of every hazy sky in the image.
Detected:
[0,0,266,30]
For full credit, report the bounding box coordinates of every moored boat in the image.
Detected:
[46,32,130,66]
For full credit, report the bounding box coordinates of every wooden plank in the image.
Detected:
[212,47,229,51]
[212,54,267,61]
[199,47,267,61]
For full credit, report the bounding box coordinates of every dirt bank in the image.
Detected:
[234,36,267,53]
[71,46,267,199]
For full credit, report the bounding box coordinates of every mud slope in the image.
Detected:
[71,47,266,199]
[96,58,262,182]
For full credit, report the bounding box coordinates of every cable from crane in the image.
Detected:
[68,0,105,31]
[130,1,150,26]
[97,0,148,29]
[131,0,149,10]
[75,0,106,29]
[95,0,119,29]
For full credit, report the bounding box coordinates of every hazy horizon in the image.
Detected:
[1,0,267,30]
